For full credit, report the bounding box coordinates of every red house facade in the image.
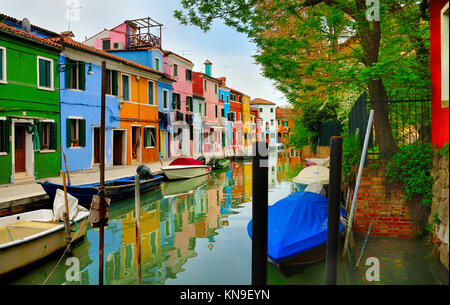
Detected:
[430,0,449,148]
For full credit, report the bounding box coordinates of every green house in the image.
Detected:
[0,20,62,184]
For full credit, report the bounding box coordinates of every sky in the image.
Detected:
[0,0,288,106]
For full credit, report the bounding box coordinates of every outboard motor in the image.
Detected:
[197,156,206,164]
[137,165,154,180]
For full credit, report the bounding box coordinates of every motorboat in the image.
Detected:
[292,165,329,194]
[161,158,211,180]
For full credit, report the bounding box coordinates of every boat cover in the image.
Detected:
[247,191,346,263]
[169,158,206,166]
[292,165,329,185]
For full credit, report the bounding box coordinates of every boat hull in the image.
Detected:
[0,210,89,276]
[39,175,164,207]
[162,165,210,180]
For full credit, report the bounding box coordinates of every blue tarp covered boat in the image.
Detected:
[247,191,346,265]
[39,175,164,207]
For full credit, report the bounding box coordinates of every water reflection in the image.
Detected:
[2,152,448,285]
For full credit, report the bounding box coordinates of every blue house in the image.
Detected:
[219,84,231,152]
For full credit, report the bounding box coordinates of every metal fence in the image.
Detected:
[348,89,431,159]
[319,121,343,146]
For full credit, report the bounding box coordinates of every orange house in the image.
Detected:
[276,107,295,145]
[118,69,164,165]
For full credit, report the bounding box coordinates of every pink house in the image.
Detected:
[193,61,222,154]
[164,51,195,156]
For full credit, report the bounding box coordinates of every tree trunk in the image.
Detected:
[368,79,398,158]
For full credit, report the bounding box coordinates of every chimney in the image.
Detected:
[204,60,212,77]
[61,31,75,38]
[218,77,226,87]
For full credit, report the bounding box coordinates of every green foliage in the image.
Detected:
[285,164,304,180]
[439,142,449,158]
[288,117,317,150]
[385,142,434,205]
[432,212,441,225]
[342,133,361,188]
[368,161,379,171]
[425,222,433,234]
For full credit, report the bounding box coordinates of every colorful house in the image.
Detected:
[250,98,277,147]
[218,78,231,155]
[193,61,222,155]
[193,94,205,154]
[276,106,294,147]
[230,89,244,154]
[0,17,62,185]
[430,0,449,148]
[164,51,194,157]
[53,33,171,171]
[241,93,251,155]
[83,17,175,159]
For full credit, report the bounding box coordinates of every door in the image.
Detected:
[113,130,123,166]
[132,127,140,161]
[93,127,100,164]
[15,125,26,173]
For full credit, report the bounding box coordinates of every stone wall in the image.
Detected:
[430,153,449,270]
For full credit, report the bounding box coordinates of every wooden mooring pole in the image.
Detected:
[251,141,268,285]
[325,136,343,285]
[98,61,107,285]
[135,174,142,285]
[61,171,72,257]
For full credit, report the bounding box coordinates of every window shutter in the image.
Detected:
[79,61,86,91]
[39,59,46,87]
[79,119,86,147]
[65,57,71,89]
[66,118,72,147]
[112,71,118,96]
[0,120,4,153]
[144,128,149,147]
[51,122,57,150]
[37,120,43,146]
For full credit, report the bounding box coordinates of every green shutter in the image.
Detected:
[5,118,10,153]
[79,119,86,147]
[112,71,118,96]
[144,128,149,147]
[51,122,57,150]
[39,59,46,87]
[0,120,4,153]
[65,57,71,89]
[79,61,86,91]
[66,118,72,147]
[37,120,43,147]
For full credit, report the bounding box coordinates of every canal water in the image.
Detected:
[2,152,448,285]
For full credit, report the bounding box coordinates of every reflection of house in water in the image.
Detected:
[242,162,252,203]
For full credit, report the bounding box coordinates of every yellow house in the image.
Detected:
[241,94,251,149]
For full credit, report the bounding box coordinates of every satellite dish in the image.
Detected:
[22,18,31,33]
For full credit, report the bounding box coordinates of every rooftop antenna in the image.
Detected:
[67,5,82,31]
[22,18,31,33]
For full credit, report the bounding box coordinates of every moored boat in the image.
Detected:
[39,175,164,207]
[0,209,89,276]
[292,165,329,194]
[208,158,231,170]
[161,158,211,180]
[161,174,210,198]
[247,191,346,268]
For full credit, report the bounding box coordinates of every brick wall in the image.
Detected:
[301,145,330,159]
[350,174,414,238]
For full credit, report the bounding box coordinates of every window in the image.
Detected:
[204,103,208,117]
[37,56,54,90]
[173,64,178,77]
[148,81,155,105]
[227,96,229,103]
[155,58,160,71]
[271,119,274,126]
[144,127,157,148]
[37,120,57,150]
[102,39,111,50]
[163,90,169,109]
[173,93,181,110]
[283,120,289,127]
[186,96,193,112]
[231,94,236,102]
[259,108,263,113]
[204,79,207,91]
[221,108,225,118]
[66,118,86,148]
[0,117,9,153]
[0,46,6,84]
[121,74,130,101]
[186,69,192,81]
[190,125,194,141]
[215,105,218,118]
[199,101,202,114]
[215,84,218,94]
[270,108,274,113]
[64,59,86,91]
[106,69,118,96]
[239,96,242,103]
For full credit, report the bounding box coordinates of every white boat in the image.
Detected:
[0,209,89,276]
[293,165,329,193]
[162,174,210,198]
[161,158,211,180]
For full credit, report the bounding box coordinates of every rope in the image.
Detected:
[41,218,89,285]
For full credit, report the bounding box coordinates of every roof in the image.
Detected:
[204,59,212,65]
[193,71,221,83]
[276,107,294,119]
[163,50,193,65]
[0,22,62,50]
[230,88,249,97]
[0,13,60,37]
[48,35,175,81]
[251,98,276,106]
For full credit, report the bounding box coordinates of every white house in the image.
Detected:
[250,98,277,147]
